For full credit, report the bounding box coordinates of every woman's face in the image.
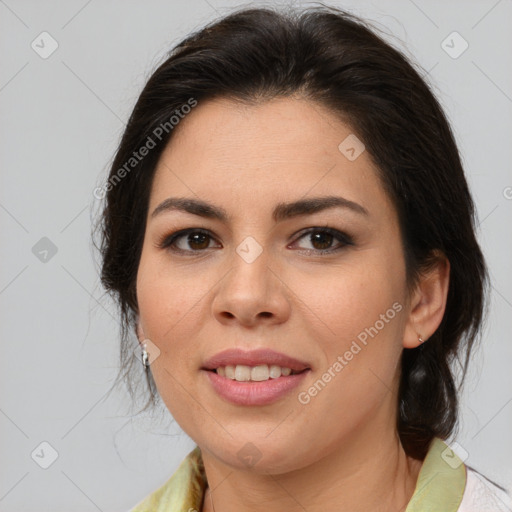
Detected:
[136,96,413,472]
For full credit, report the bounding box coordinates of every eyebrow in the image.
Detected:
[151,195,369,222]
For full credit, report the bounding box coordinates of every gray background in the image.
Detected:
[1,0,511,510]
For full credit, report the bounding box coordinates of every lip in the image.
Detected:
[201,348,311,372]
[201,348,311,406]
[203,369,311,406]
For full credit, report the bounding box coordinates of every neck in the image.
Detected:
[201,429,423,512]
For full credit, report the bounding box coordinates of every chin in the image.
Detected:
[201,435,315,475]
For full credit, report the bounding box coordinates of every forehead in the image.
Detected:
[149,96,393,221]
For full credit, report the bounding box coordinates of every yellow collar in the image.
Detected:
[405,437,466,512]
[131,437,466,511]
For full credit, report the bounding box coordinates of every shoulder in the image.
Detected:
[458,466,512,512]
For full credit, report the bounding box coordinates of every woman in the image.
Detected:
[97,5,511,511]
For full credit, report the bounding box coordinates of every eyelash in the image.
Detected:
[156,226,354,256]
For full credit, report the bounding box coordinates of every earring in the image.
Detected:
[141,341,150,369]
[418,334,425,344]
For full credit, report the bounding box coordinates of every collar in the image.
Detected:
[131,437,466,511]
[405,437,466,512]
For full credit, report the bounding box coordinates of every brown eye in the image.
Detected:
[309,231,334,250]
[292,227,353,254]
[186,232,211,250]
[158,229,221,253]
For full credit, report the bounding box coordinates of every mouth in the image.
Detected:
[202,366,311,406]
[201,348,311,406]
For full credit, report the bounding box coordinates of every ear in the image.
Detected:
[403,251,450,348]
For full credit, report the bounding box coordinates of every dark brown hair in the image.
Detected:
[96,4,488,460]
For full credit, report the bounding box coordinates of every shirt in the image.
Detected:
[130,437,511,512]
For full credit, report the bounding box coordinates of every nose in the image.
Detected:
[212,243,292,328]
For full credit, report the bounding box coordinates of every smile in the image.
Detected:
[202,367,310,406]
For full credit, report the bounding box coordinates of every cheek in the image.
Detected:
[297,254,405,342]
[136,258,208,425]
[135,251,205,366]
[294,251,406,401]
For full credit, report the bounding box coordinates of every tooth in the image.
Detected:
[225,365,235,379]
[234,365,251,381]
[251,365,270,381]
[269,365,282,378]
[216,364,296,380]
